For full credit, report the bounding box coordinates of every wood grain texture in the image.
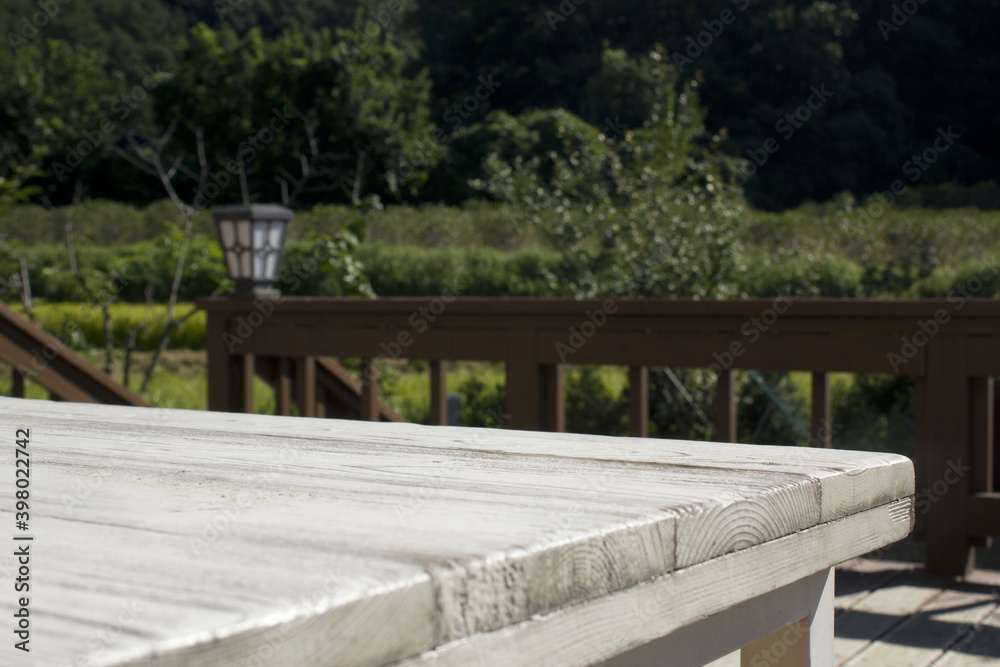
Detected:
[0,398,914,666]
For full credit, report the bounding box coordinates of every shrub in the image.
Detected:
[12,302,206,351]
[739,251,864,297]
[913,256,1000,298]
[564,366,628,436]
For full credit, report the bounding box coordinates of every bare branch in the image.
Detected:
[195,127,209,195]
[113,145,159,176]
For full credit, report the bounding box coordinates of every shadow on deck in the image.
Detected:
[707,556,1000,667]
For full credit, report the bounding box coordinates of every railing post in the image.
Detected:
[234,353,255,414]
[360,358,379,421]
[971,377,995,495]
[206,311,231,412]
[629,366,649,437]
[506,330,540,431]
[715,368,737,443]
[295,357,316,418]
[923,336,975,576]
[11,368,24,398]
[276,358,292,416]
[811,372,832,448]
[970,376,994,548]
[430,360,448,426]
[540,364,565,432]
[315,387,327,419]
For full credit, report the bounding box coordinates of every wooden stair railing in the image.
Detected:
[0,301,147,406]
[255,356,402,422]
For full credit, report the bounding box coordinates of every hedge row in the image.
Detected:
[12,303,206,351]
[8,242,1000,306]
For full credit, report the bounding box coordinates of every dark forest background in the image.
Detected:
[2,0,998,212]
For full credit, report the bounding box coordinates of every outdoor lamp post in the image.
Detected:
[213,204,293,297]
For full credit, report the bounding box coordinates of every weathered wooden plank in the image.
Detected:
[13,399,915,528]
[0,398,913,666]
[933,572,1000,666]
[398,503,911,667]
[842,584,1000,667]
[832,568,952,665]
[834,559,916,616]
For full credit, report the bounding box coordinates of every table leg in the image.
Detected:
[596,568,835,667]
[740,567,833,667]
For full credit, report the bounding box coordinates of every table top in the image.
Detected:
[0,397,914,667]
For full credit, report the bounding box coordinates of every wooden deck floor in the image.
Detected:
[706,559,1000,667]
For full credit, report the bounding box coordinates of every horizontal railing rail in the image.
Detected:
[197,296,1000,576]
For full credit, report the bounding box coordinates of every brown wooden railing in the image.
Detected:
[197,296,1000,576]
[254,356,402,422]
[0,301,147,406]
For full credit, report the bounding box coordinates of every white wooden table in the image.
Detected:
[0,397,914,667]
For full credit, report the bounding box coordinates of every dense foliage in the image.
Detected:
[2,0,998,210]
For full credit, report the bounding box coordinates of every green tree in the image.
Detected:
[0,41,124,207]
[149,20,442,208]
[478,47,745,299]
